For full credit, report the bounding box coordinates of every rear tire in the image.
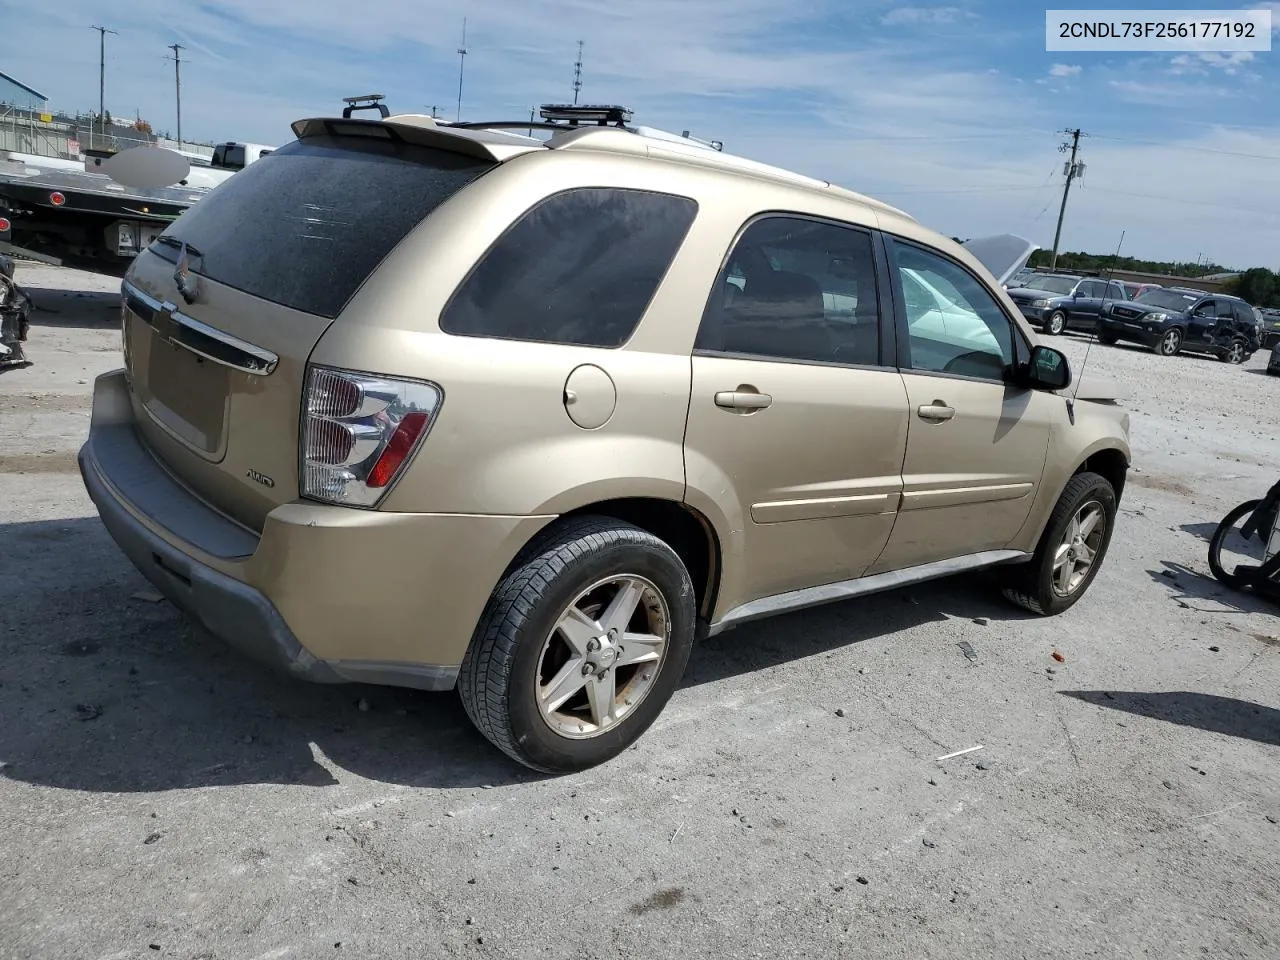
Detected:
[1222,339,1248,364]
[1000,472,1118,616]
[1097,333,1117,345]
[458,516,696,773]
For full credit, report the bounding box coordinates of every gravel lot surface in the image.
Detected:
[1,262,1278,960]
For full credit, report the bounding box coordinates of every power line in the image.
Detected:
[1089,133,1280,162]
[1077,185,1280,218]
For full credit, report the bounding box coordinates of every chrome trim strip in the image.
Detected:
[121,278,278,376]
[707,549,1030,635]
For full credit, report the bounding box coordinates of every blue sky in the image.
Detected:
[2,0,1277,267]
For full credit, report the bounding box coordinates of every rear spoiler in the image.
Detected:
[289,116,542,163]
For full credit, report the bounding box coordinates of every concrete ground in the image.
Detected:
[1,262,1277,960]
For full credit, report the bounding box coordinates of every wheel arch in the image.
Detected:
[506,497,723,624]
[1074,446,1129,503]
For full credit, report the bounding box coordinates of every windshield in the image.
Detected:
[1136,288,1199,311]
[1019,276,1078,295]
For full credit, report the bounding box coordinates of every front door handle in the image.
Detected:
[917,402,955,422]
[715,390,773,411]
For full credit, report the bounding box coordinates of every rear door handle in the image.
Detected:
[715,390,773,411]
[917,402,955,421]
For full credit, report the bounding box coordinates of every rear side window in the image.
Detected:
[440,188,697,348]
[149,135,494,318]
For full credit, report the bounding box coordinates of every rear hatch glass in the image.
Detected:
[128,133,495,530]
[147,134,494,319]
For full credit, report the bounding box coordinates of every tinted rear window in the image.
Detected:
[439,187,698,348]
[148,134,494,318]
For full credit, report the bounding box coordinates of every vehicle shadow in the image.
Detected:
[0,515,1042,794]
[1245,367,1277,377]
[22,286,120,329]
[0,516,544,794]
[1179,522,1220,543]
[682,570,1033,688]
[1144,559,1276,615]
[1061,690,1280,748]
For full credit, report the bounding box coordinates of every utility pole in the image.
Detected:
[455,18,468,122]
[1050,127,1086,271]
[92,25,118,149]
[572,40,584,105]
[167,43,186,147]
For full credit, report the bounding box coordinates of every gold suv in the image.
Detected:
[79,104,1131,772]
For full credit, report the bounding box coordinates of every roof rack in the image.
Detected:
[540,104,632,127]
[342,94,390,119]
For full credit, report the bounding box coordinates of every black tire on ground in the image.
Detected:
[1222,339,1249,364]
[999,471,1118,616]
[1043,311,1066,336]
[1097,333,1118,345]
[1153,328,1183,356]
[458,516,697,773]
[1207,499,1262,589]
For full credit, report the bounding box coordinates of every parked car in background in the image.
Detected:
[1099,288,1261,362]
[1120,281,1162,301]
[1268,339,1280,376]
[1259,308,1280,350]
[1004,267,1042,290]
[1004,273,1129,336]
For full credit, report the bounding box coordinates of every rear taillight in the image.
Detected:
[301,366,442,507]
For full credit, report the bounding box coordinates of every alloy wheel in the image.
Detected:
[1051,500,1107,597]
[535,575,671,739]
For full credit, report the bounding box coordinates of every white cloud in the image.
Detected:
[1249,2,1280,33]
[1049,63,1082,78]
[880,6,973,25]
[1168,51,1257,76]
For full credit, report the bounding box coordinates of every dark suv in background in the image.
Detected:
[1260,308,1280,350]
[1005,274,1129,336]
[1099,288,1261,362]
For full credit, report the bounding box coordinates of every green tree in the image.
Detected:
[1225,268,1279,308]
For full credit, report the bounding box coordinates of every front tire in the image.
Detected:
[1097,333,1118,345]
[458,516,696,773]
[999,471,1118,616]
[1043,311,1067,336]
[1154,328,1183,356]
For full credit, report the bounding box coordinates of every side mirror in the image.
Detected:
[1021,345,1072,391]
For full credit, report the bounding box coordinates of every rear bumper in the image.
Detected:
[80,369,553,691]
[80,436,343,682]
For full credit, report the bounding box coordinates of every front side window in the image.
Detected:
[441,188,697,348]
[695,215,882,366]
[891,238,1015,380]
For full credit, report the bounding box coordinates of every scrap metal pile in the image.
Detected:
[0,253,32,369]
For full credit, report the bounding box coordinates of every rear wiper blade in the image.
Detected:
[154,235,203,259]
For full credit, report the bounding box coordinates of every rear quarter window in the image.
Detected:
[148,134,494,319]
[440,187,698,348]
